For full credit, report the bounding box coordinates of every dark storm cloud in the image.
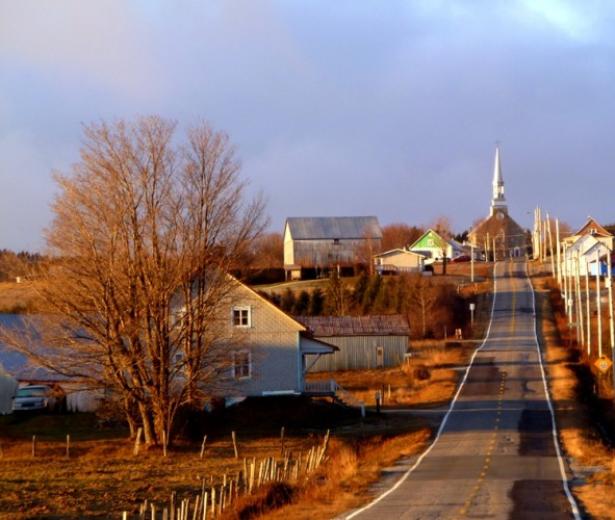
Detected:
[2,0,615,250]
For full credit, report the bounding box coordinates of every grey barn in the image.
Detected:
[283,216,382,280]
[298,315,410,372]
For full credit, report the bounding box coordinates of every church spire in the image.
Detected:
[490,145,508,216]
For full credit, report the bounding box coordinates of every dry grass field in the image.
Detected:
[0,399,430,520]
[532,273,615,519]
[0,281,45,313]
[307,340,475,409]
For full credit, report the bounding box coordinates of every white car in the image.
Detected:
[12,384,65,413]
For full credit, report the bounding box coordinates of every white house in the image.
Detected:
[373,248,426,274]
[215,278,337,398]
[0,281,337,414]
[563,234,612,277]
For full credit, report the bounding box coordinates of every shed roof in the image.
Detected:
[297,315,410,337]
[285,217,382,240]
[373,248,427,259]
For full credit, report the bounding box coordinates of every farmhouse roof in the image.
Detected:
[297,315,410,337]
[285,216,382,240]
[573,216,612,238]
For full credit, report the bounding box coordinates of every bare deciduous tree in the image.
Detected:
[381,223,424,251]
[0,116,265,446]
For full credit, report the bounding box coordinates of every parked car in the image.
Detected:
[12,384,66,413]
[451,255,471,263]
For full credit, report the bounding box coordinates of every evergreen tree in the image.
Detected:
[309,288,324,316]
[280,288,296,312]
[361,275,381,314]
[352,271,369,311]
[293,290,310,315]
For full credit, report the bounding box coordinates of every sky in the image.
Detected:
[2,0,615,251]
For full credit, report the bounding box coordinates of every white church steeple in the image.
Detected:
[490,145,508,216]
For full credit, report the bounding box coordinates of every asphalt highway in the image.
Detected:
[346,260,580,520]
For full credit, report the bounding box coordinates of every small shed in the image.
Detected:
[373,248,426,274]
[298,315,410,371]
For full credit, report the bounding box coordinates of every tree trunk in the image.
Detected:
[138,402,157,445]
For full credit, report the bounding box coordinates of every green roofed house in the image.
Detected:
[408,229,464,262]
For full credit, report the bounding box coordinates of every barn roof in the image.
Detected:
[297,315,410,337]
[285,217,382,240]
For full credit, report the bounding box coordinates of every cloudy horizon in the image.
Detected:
[2,0,615,251]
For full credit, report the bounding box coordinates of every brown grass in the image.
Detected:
[0,405,430,519]
[254,429,431,520]
[308,340,473,408]
[0,281,46,313]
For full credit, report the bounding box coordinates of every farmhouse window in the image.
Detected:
[232,306,251,327]
[233,350,251,379]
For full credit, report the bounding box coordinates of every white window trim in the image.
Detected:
[232,350,252,380]
[232,305,252,328]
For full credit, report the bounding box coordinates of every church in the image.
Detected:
[468,147,529,259]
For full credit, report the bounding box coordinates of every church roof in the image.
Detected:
[470,213,527,242]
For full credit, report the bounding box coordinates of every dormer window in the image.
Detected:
[232,306,251,327]
[590,227,597,235]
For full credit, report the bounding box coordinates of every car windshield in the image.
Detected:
[16,387,48,398]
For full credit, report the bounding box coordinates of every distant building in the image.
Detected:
[468,147,528,258]
[283,216,383,280]
[297,315,410,371]
[564,216,614,250]
[562,218,614,277]
[373,248,426,274]
[408,229,464,262]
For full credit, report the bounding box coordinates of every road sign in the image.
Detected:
[594,356,613,374]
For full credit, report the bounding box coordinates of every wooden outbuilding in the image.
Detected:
[298,315,410,372]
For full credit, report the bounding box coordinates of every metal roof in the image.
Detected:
[297,315,410,337]
[286,216,382,240]
[0,314,58,381]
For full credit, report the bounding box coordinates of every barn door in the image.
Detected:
[376,346,384,368]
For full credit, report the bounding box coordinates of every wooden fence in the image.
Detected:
[120,430,330,520]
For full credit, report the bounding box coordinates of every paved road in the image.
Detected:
[346,260,580,520]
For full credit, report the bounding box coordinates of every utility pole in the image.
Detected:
[563,244,570,322]
[575,252,584,346]
[556,218,562,287]
[586,258,592,357]
[470,243,475,283]
[608,256,615,391]
[547,213,555,277]
[597,252,603,358]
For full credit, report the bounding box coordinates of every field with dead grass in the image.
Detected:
[308,340,475,409]
[0,398,431,519]
[0,281,44,313]
[533,272,615,519]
